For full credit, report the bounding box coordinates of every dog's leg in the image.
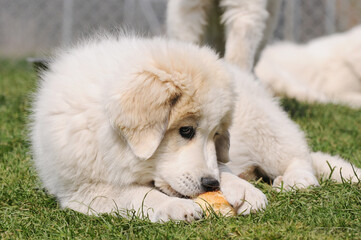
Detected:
[221,0,268,71]
[166,0,213,44]
[228,67,319,191]
[272,159,320,191]
[228,96,320,191]
[60,183,202,222]
[331,92,361,109]
[311,152,361,183]
[218,164,268,215]
[254,0,282,65]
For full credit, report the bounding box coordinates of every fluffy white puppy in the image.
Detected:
[30,35,267,222]
[255,25,361,108]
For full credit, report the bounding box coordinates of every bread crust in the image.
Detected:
[194,191,236,217]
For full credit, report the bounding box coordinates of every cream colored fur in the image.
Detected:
[225,64,361,191]
[255,25,361,108]
[32,13,361,221]
[30,36,268,222]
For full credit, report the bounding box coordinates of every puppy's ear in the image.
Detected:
[106,70,181,160]
[215,130,230,163]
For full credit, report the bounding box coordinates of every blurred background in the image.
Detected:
[0,0,361,58]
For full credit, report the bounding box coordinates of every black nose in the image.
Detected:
[201,177,220,192]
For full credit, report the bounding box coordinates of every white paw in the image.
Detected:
[220,172,268,215]
[273,169,319,191]
[149,198,203,222]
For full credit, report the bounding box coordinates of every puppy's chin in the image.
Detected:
[154,181,188,198]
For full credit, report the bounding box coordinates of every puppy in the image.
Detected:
[255,25,361,108]
[30,35,267,222]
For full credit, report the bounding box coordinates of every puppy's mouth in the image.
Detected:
[152,181,190,199]
[159,184,190,199]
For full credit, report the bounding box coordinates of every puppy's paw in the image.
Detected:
[220,172,268,215]
[273,169,319,191]
[149,198,203,223]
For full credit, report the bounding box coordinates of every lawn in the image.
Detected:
[1,60,360,239]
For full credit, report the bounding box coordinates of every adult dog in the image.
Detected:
[30,36,268,222]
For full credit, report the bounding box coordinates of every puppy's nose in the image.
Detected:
[201,177,220,192]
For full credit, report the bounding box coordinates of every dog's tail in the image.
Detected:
[311,152,361,183]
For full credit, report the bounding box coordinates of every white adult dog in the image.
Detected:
[255,25,361,108]
[31,36,268,222]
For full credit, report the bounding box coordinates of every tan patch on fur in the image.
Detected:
[106,70,184,159]
[237,166,258,181]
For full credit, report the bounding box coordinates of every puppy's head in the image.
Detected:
[106,40,234,198]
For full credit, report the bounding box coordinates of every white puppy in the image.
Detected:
[255,25,361,108]
[30,35,267,222]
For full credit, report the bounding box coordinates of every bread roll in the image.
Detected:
[194,191,236,217]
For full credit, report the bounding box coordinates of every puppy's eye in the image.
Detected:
[214,132,220,137]
[179,126,195,139]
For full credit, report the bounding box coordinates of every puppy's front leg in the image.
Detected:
[219,164,268,215]
[63,184,202,222]
[134,186,203,222]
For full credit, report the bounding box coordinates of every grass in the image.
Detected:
[1,59,360,239]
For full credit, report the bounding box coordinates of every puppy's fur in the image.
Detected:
[30,36,267,222]
[255,25,361,108]
[226,64,361,191]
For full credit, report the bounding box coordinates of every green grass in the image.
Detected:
[1,60,360,239]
